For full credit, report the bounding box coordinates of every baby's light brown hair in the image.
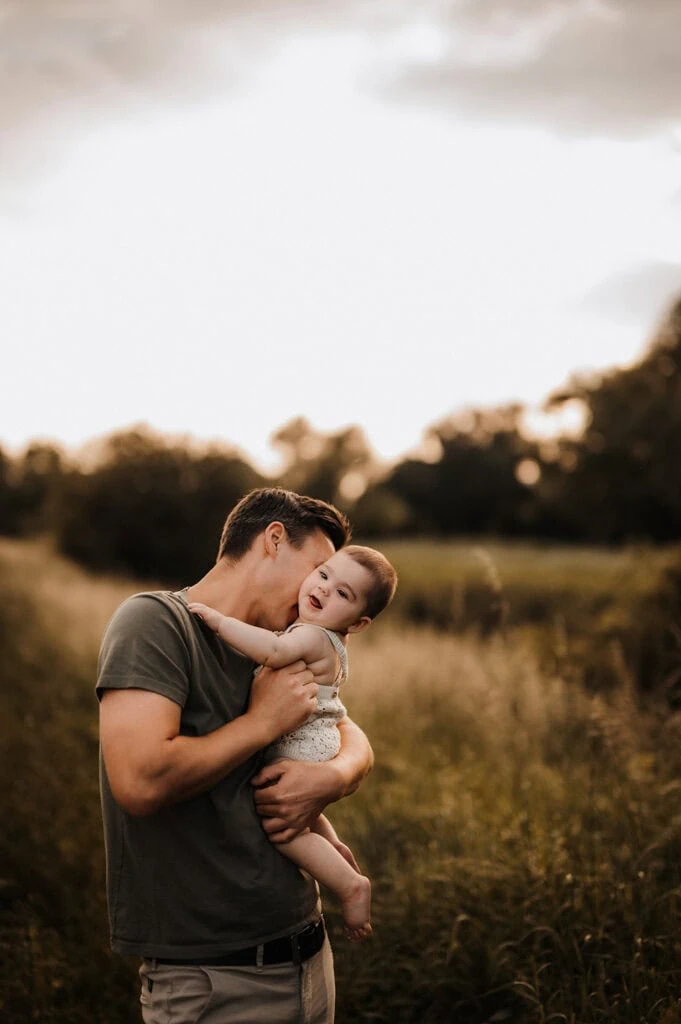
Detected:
[343,545,398,620]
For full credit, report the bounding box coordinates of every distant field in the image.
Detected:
[372,538,681,696]
[379,537,677,620]
[381,537,673,588]
[2,537,681,1023]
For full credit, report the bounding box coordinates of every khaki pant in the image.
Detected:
[138,937,335,1024]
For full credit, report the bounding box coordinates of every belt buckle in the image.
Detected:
[290,919,318,965]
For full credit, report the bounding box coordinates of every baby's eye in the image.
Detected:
[319,569,328,579]
[338,589,348,600]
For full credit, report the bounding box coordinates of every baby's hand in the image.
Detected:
[188,602,225,634]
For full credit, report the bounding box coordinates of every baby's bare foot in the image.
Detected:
[340,875,372,942]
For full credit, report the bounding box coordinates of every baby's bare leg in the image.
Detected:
[310,814,337,842]
[311,815,362,873]
[280,832,372,942]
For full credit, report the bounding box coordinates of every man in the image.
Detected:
[97,488,373,1024]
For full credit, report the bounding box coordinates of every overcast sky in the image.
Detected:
[2,0,680,469]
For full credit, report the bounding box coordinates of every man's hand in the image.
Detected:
[251,717,374,841]
[248,662,318,744]
[251,759,344,843]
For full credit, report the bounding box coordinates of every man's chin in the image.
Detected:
[284,605,299,628]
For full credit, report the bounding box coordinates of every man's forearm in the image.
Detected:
[109,709,271,816]
[140,713,270,813]
[102,662,319,816]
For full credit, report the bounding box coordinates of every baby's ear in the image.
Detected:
[347,616,372,635]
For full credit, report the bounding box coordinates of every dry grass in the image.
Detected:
[2,539,681,1023]
[330,625,681,1022]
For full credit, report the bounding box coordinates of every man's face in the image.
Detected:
[262,528,336,631]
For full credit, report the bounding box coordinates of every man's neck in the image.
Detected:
[185,557,259,624]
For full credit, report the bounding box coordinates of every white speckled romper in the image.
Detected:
[266,624,348,763]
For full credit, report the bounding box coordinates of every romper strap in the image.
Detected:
[318,627,348,685]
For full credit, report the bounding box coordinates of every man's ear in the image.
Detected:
[347,616,372,635]
[263,521,287,557]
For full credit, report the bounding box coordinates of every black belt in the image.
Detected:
[145,918,325,968]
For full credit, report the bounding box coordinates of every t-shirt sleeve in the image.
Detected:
[96,594,191,708]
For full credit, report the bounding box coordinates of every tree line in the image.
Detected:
[2,296,680,582]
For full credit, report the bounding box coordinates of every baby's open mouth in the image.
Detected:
[309,595,322,609]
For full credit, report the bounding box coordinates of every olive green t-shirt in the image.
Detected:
[96,590,318,958]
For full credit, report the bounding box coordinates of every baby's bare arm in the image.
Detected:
[189,605,326,668]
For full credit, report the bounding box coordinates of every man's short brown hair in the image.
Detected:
[217,488,351,562]
[344,545,398,620]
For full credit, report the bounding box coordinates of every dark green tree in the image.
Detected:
[272,417,376,510]
[382,406,541,536]
[0,445,19,535]
[9,443,66,537]
[57,425,262,581]
[547,296,681,542]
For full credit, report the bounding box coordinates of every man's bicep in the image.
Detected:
[100,689,181,806]
[100,687,181,742]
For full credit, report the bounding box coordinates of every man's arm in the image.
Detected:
[100,661,319,816]
[251,715,374,842]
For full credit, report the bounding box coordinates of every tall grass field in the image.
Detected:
[2,537,681,1023]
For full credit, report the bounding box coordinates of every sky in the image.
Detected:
[2,0,681,471]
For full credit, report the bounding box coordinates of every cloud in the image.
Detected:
[578,262,681,322]
[3,0,681,179]
[385,0,681,137]
[0,2,277,116]
[0,0,379,174]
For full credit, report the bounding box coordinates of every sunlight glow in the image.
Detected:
[1,26,678,469]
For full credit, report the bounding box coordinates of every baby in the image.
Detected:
[189,543,397,941]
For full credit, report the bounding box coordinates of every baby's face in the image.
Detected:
[297,550,373,634]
